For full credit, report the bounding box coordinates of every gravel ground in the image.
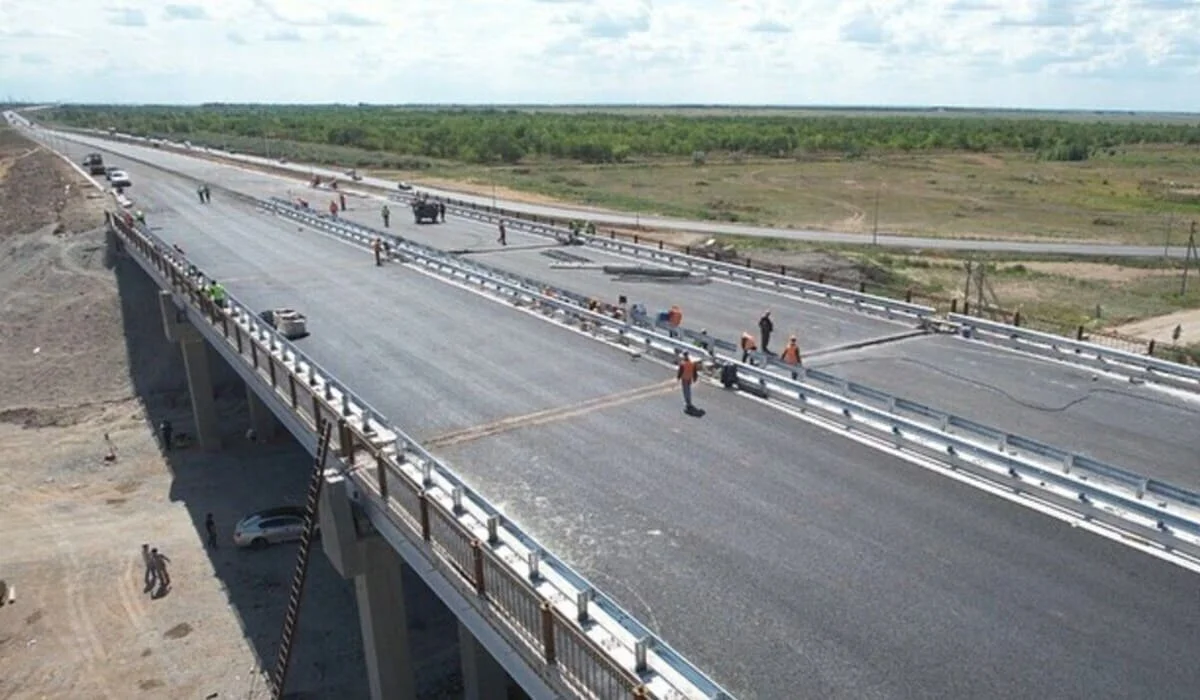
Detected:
[0,126,375,699]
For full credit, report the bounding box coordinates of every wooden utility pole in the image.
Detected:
[1181,231,1198,296]
[872,184,881,246]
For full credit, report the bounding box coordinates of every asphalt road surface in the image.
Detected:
[57,127,1193,258]
[66,131,1200,492]
[78,143,1200,700]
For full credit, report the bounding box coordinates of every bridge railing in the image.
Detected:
[949,313,1200,394]
[257,199,1200,560]
[106,209,732,700]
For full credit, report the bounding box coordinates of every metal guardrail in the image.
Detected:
[260,198,1200,558]
[393,193,936,323]
[106,209,733,700]
[949,313,1200,394]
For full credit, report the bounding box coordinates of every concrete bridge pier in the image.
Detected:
[246,387,280,442]
[319,472,520,700]
[158,290,220,450]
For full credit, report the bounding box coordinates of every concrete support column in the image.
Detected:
[180,337,220,451]
[355,537,418,700]
[459,619,512,700]
[246,384,278,441]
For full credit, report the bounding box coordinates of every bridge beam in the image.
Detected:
[159,290,219,450]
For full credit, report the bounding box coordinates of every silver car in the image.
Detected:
[232,506,316,549]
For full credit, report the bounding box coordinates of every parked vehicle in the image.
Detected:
[232,506,316,549]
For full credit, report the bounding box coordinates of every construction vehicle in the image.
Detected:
[259,308,309,339]
[412,200,440,224]
[83,153,106,175]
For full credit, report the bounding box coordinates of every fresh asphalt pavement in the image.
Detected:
[56,128,1192,259]
[99,154,1200,700]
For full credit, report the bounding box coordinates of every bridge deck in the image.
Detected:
[102,155,1200,700]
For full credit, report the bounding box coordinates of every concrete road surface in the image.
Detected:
[94,149,1200,700]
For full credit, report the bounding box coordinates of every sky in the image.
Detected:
[1,0,1199,111]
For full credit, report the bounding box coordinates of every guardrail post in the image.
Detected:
[1062,454,1074,474]
[341,392,352,417]
[540,603,557,664]
[234,325,243,353]
[420,461,433,487]
[1137,479,1148,499]
[470,540,486,595]
[249,341,259,368]
[451,486,464,515]
[486,516,499,545]
[418,492,431,540]
[288,375,298,408]
[634,638,649,673]
[527,551,541,581]
[576,588,592,623]
[376,454,388,500]
[1076,325,1085,341]
[268,357,277,388]
[338,419,354,462]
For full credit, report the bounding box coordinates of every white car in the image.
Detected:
[109,170,132,188]
[232,506,317,549]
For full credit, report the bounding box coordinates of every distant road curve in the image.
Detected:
[48,123,1188,259]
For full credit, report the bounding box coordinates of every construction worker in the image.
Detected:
[196,185,205,203]
[202,184,211,203]
[208,280,227,307]
[159,419,173,451]
[134,210,146,226]
[381,204,390,228]
[677,351,699,413]
[693,329,711,354]
[740,332,758,363]
[329,200,339,218]
[438,201,446,222]
[497,220,507,246]
[781,336,802,380]
[372,237,383,266]
[666,305,683,338]
[758,311,774,353]
[339,192,347,212]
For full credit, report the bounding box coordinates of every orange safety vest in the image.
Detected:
[740,333,757,351]
[678,359,697,383]
[668,306,682,327]
[782,344,801,365]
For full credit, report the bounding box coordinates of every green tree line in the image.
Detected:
[42,105,1200,165]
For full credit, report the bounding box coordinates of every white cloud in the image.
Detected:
[0,0,1197,110]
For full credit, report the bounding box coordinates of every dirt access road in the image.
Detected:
[0,126,368,698]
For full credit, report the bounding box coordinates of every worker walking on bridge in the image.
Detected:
[677,351,700,414]
[339,192,347,212]
[134,210,146,226]
[208,280,227,308]
[497,220,507,246]
[758,310,774,354]
[740,332,758,364]
[438,201,446,222]
[329,200,339,218]
[372,237,383,266]
[381,204,390,228]
[781,335,802,380]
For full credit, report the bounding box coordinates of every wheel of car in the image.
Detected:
[250,537,268,550]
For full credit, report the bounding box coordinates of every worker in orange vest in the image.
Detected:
[781,335,802,380]
[329,200,339,218]
[677,351,699,413]
[740,332,757,363]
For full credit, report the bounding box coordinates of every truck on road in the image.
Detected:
[83,153,106,175]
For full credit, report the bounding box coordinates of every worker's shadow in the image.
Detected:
[685,405,706,418]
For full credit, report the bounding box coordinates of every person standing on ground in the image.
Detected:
[203,184,211,203]
[159,419,173,451]
[758,311,774,354]
[497,221,507,246]
[196,185,205,204]
[142,544,158,592]
[151,548,171,588]
[339,192,347,212]
[781,335,802,380]
[381,204,390,228]
[372,237,383,266]
[205,514,218,549]
[438,201,446,222]
[329,200,339,218]
[677,352,699,414]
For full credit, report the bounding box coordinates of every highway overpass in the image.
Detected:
[21,119,1200,699]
